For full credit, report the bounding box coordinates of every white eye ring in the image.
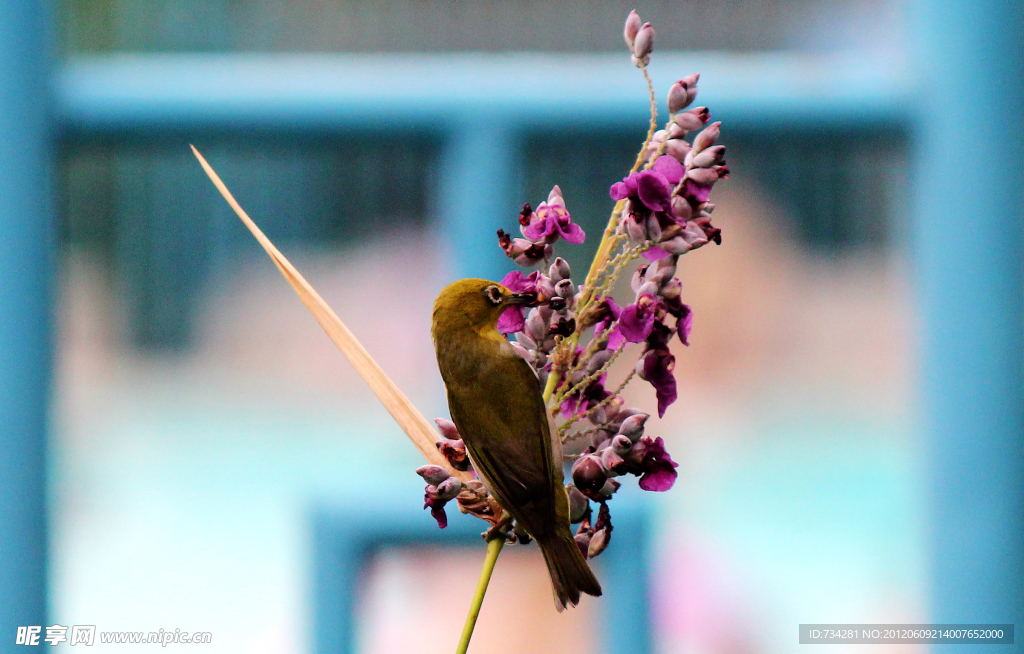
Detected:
[484,286,503,305]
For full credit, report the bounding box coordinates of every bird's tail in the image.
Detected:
[538,529,603,611]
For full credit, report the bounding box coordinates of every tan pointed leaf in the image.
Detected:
[191,145,470,481]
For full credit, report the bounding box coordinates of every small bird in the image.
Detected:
[432,278,602,610]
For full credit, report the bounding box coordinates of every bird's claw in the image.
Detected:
[483,512,514,543]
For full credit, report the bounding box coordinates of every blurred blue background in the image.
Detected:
[1,0,1021,652]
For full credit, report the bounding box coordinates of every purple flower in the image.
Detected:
[522,202,585,245]
[497,307,524,334]
[612,157,690,249]
[591,297,625,350]
[662,297,693,346]
[496,270,540,334]
[683,165,729,205]
[501,270,540,296]
[642,245,671,261]
[423,477,463,529]
[683,179,713,204]
[646,321,673,350]
[637,436,678,491]
[610,156,684,211]
[678,305,693,345]
[561,375,610,420]
[423,494,449,528]
[618,293,660,342]
[641,348,677,417]
[635,170,672,211]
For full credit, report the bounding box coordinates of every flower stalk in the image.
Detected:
[454,536,505,654]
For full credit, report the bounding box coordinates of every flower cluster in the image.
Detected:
[497,186,584,269]
[417,419,505,529]
[417,464,463,529]
[612,76,725,257]
[419,10,727,559]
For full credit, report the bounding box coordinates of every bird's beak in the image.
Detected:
[506,292,534,306]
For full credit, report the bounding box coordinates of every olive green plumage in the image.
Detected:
[431,278,602,610]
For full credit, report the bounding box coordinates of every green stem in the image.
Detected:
[454,536,506,654]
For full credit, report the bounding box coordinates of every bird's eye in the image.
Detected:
[484,285,503,305]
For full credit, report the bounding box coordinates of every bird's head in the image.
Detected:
[432,278,533,336]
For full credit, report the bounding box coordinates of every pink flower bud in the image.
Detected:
[535,274,556,301]
[588,528,610,558]
[660,276,682,300]
[652,256,677,278]
[515,331,537,350]
[612,434,633,455]
[434,418,460,440]
[665,138,691,163]
[597,477,621,498]
[547,184,564,206]
[435,477,463,501]
[549,257,571,282]
[623,10,642,49]
[660,236,691,255]
[644,213,662,241]
[681,221,709,249]
[671,195,692,221]
[673,107,710,132]
[416,465,450,486]
[635,354,649,379]
[601,447,627,476]
[525,309,548,341]
[667,73,700,113]
[686,167,721,185]
[692,121,721,153]
[618,413,649,440]
[568,485,590,523]
[510,341,535,365]
[690,144,726,168]
[586,349,614,374]
[627,439,648,466]
[645,130,667,160]
[636,280,658,299]
[626,214,647,242]
[633,23,654,60]
[630,266,647,293]
[667,83,687,114]
[554,278,575,299]
[575,532,592,559]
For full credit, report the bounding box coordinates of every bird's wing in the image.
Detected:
[446,349,561,534]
